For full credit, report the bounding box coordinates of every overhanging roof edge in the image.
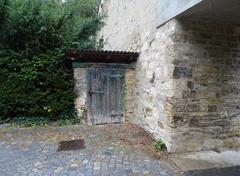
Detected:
[65,49,139,64]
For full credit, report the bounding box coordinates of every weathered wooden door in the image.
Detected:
[87,68,125,125]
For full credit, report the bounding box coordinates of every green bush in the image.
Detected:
[57,110,80,126]
[0,0,103,123]
[154,139,166,151]
[10,116,50,127]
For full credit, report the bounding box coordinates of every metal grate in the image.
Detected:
[57,139,85,152]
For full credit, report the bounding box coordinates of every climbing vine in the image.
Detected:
[0,0,103,123]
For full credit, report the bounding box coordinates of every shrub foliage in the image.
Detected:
[0,0,103,122]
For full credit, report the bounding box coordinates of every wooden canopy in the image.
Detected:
[65,49,139,64]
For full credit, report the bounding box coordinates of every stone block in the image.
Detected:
[189,118,200,128]
[173,67,192,79]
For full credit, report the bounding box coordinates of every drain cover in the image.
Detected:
[58,139,85,151]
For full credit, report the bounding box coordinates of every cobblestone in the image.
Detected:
[0,123,178,176]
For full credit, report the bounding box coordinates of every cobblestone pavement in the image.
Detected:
[0,123,180,176]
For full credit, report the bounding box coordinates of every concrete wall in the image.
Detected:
[156,0,202,26]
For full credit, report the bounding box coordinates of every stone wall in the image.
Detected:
[73,64,136,124]
[125,69,136,122]
[98,0,157,51]
[171,18,240,152]
[134,20,179,152]
[134,18,240,152]
[73,64,88,122]
[99,0,240,153]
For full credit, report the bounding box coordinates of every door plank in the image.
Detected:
[87,68,125,125]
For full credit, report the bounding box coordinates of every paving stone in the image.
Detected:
[0,124,179,176]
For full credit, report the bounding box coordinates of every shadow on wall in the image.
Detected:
[171,18,240,150]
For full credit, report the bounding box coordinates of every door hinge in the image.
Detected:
[89,90,104,94]
[110,74,123,78]
[111,113,123,117]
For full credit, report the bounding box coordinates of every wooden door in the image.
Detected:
[87,68,125,125]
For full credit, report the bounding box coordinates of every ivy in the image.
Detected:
[0,0,103,123]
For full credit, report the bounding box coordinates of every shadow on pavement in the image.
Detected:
[184,166,240,176]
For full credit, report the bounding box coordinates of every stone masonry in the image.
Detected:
[73,64,88,121]
[134,18,240,153]
[125,69,136,122]
[98,0,240,153]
